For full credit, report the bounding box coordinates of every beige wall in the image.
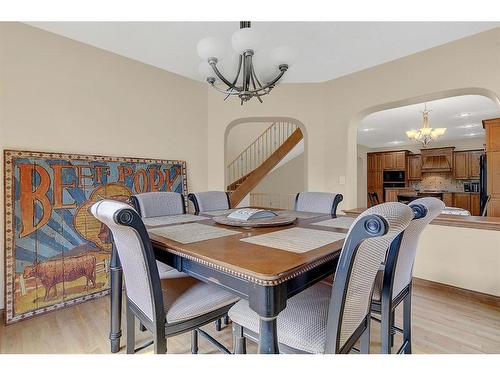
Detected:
[226,122,270,166]
[0,23,209,309]
[252,153,305,194]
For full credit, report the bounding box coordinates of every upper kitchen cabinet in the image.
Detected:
[421,147,454,173]
[407,154,422,180]
[453,150,483,180]
[468,150,483,179]
[453,151,469,179]
[483,118,500,217]
[383,151,407,170]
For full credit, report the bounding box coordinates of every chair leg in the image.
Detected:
[224,314,231,325]
[191,330,199,354]
[139,322,147,332]
[380,306,392,354]
[360,316,371,354]
[390,309,396,348]
[126,302,135,354]
[153,329,167,354]
[403,292,412,354]
[215,318,222,331]
[232,323,246,354]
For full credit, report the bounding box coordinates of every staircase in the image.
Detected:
[227,121,303,206]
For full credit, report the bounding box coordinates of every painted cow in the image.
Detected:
[23,254,97,301]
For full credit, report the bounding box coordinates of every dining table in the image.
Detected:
[108,208,350,354]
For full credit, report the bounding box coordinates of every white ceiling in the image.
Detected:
[358,95,500,148]
[26,22,499,83]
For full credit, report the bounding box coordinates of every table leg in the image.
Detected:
[258,316,279,354]
[109,244,123,353]
[249,284,286,354]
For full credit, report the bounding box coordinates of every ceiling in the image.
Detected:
[358,95,500,148]
[27,22,499,83]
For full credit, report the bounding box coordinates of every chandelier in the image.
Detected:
[406,104,446,147]
[196,21,296,104]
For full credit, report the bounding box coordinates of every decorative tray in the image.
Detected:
[213,214,297,228]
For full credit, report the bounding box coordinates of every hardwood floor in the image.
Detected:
[0,280,499,354]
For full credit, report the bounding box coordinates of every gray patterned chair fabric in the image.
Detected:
[91,199,238,354]
[229,202,414,353]
[188,191,231,213]
[131,192,185,218]
[294,192,343,215]
[130,192,187,279]
[372,197,445,301]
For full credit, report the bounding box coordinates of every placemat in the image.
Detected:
[199,208,239,217]
[143,214,209,228]
[148,223,239,244]
[277,210,325,219]
[240,227,346,253]
[311,216,355,229]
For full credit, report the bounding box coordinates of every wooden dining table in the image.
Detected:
[108,209,348,354]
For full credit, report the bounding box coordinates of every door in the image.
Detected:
[454,193,471,212]
[453,152,469,179]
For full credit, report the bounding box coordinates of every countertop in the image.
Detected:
[343,207,500,231]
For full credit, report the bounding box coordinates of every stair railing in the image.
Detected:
[227,121,298,187]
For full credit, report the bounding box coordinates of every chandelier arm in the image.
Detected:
[224,56,243,100]
[208,82,241,95]
[250,66,272,95]
[250,74,263,103]
[244,68,286,94]
[209,61,237,89]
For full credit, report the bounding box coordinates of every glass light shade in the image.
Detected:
[420,127,432,136]
[434,128,447,136]
[231,27,260,53]
[406,130,418,139]
[198,62,215,78]
[197,37,225,61]
[270,46,297,66]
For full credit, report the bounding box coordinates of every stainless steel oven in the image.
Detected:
[383,170,405,182]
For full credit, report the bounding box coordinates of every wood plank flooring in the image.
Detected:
[0,280,499,354]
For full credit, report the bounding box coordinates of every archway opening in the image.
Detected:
[224,117,308,208]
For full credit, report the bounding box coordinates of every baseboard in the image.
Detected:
[413,277,500,308]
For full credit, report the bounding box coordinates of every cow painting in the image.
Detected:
[23,254,97,301]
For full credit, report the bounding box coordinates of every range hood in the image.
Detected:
[420,147,454,173]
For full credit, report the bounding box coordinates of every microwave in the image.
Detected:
[383,171,405,182]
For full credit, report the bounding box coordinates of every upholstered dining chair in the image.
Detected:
[370,197,444,354]
[228,202,414,354]
[294,192,343,216]
[91,200,239,354]
[187,191,231,214]
[130,192,188,280]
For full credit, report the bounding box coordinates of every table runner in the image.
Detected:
[240,227,346,253]
[148,222,239,244]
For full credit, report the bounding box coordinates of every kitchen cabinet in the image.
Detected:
[468,151,482,179]
[453,152,469,179]
[442,193,453,207]
[395,152,406,170]
[470,193,481,216]
[454,193,472,212]
[383,151,406,170]
[383,153,396,170]
[484,117,500,216]
[407,154,422,180]
[385,188,415,202]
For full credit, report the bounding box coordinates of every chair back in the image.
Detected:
[188,191,231,213]
[130,192,186,218]
[388,197,444,299]
[294,192,343,215]
[91,200,163,323]
[367,192,379,206]
[325,202,414,353]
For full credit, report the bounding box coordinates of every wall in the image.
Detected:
[225,122,270,166]
[252,153,305,194]
[0,23,209,309]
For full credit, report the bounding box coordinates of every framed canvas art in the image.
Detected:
[3,149,187,324]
